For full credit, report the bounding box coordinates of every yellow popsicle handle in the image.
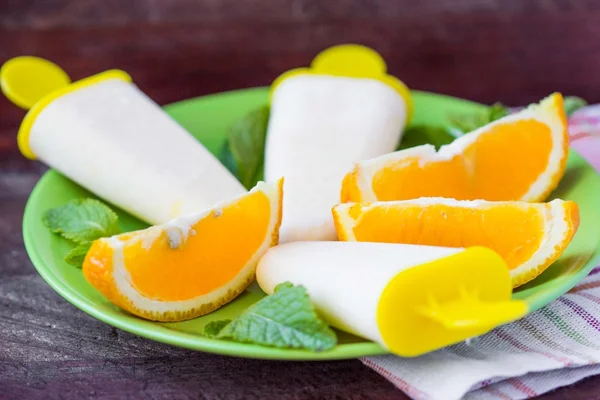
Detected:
[270,44,413,122]
[420,287,527,330]
[377,247,528,357]
[1,56,72,110]
[1,56,132,160]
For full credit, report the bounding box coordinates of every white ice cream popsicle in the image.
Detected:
[257,241,528,357]
[264,45,412,242]
[1,56,246,225]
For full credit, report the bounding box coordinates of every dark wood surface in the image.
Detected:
[2,1,600,398]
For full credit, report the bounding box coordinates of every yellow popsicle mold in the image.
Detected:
[377,247,528,357]
[269,44,413,121]
[0,56,132,160]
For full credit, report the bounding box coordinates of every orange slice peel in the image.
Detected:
[341,93,568,203]
[83,178,284,321]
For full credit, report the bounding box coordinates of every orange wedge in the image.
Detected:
[341,93,568,203]
[83,179,283,322]
[333,197,579,287]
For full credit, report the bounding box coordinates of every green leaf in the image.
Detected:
[448,102,509,134]
[219,140,238,176]
[226,105,270,189]
[64,243,92,268]
[398,125,456,151]
[203,320,232,338]
[447,111,487,134]
[275,282,294,291]
[446,95,587,136]
[487,102,510,122]
[42,198,120,244]
[214,282,337,351]
[563,96,587,116]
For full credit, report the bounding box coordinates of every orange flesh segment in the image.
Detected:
[83,240,116,301]
[121,190,271,302]
[372,120,553,201]
[349,203,546,270]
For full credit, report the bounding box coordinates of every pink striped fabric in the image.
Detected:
[361,105,600,400]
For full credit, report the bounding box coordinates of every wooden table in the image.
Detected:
[2,1,600,398]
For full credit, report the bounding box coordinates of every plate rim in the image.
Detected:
[22,169,388,360]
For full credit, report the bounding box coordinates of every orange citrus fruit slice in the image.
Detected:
[83,179,284,321]
[333,197,579,287]
[341,93,568,203]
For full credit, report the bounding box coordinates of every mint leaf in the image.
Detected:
[43,198,120,269]
[564,96,587,116]
[64,243,92,268]
[213,282,337,351]
[203,320,232,337]
[398,125,456,151]
[275,282,294,291]
[448,102,509,134]
[447,95,587,135]
[487,102,510,122]
[225,105,270,189]
[447,111,488,134]
[43,198,120,244]
[219,140,238,177]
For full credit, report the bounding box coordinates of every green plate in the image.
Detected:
[22,88,600,360]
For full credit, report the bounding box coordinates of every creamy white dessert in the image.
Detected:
[13,66,246,224]
[256,241,528,357]
[264,45,411,242]
[265,75,407,242]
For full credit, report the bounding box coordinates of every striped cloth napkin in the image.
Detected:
[361,104,600,400]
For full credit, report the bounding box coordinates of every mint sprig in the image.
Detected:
[64,243,93,267]
[43,198,120,267]
[203,320,232,338]
[448,102,510,135]
[448,95,586,135]
[397,125,456,151]
[563,96,587,116]
[204,282,337,352]
[43,198,119,243]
